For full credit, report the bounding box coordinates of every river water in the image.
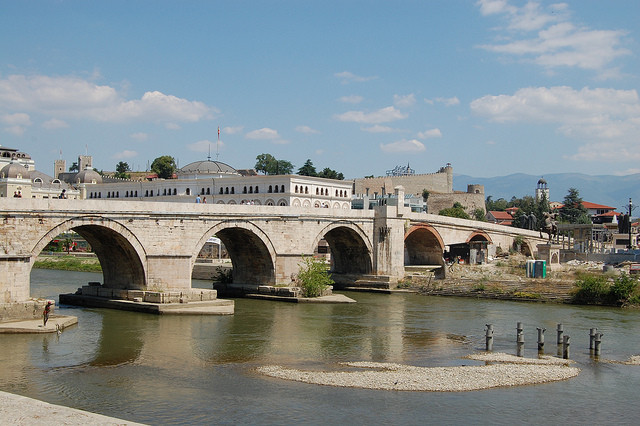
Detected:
[1,269,639,424]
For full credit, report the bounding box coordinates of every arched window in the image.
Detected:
[335,190,338,197]
[186,188,191,196]
[145,190,149,197]
[249,186,253,193]
[206,188,210,195]
[281,185,285,193]
[231,187,235,194]
[255,186,259,193]
[316,188,319,195]
[243,186,247,194]
[268,185,273,193]
[305,186,309,194]
[173,188,177,195]
[219,188,223,194]
[274,185,278,193]
[135,190,138,197]
[225,187,229,194]
[116,191,119,198]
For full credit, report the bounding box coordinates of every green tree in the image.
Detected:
[254,153,294,175]
[69,162,79,172]
[297,159,317,176]
[422,189,430,202]
[473,208,486,221]
[150,155,177,179]
[559,188,589,224]
[114,161,131,179]
[255,153,277,174]
[439,202,470,219]
[296,256,334,297]
[317,167,344,180]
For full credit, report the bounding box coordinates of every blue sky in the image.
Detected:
[1,0,639,178]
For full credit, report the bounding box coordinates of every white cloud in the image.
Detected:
[130,132,148,141]
[362,125,394,133]
[222,126,244,134]
[477,1,629,76]
[334,71,377,84]
[296,125,320,134]
[380,139,425,153]
[339,95,364,104]
[2,113,31,135]
[112,150,137,159]
[417,128,442,139]
[471,86,640,162]
[393,94,416,108]
[188,139,223,153]
[245,127,288,144]
[436,96,460,106]
[614,168,640,176]
[0,74,214,124]
[42,118,69,130]
[335,106,408,124]
[246,127,280,139]
[165,123,180,130]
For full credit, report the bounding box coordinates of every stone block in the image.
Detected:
[127,290,144,301]
[258,286,274,294]
[144,292,163,303]
[98,288,113,298]
[111,289,128,300]
[82,285,98,297]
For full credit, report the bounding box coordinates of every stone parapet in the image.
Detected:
[79,285,217,303]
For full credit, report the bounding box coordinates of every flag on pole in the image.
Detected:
[218,127,220,140]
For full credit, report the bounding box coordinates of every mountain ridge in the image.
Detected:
[453,172,640,212]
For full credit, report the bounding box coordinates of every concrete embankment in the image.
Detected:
[0,391,145,425]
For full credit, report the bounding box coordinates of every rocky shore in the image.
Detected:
[258,353,580,392]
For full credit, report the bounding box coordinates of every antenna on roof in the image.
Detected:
[207,141,211,162]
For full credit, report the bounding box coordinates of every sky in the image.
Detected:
[1,0,639,179]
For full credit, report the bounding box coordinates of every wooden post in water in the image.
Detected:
[557,324,563,344]
[516,322,524,357]
[485,324,494,351]
[537,327,545,353]
[589,328,597,350]
[563,335,570,359]
[594,332,603,357]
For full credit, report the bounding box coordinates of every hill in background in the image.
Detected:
[454,173,640,212]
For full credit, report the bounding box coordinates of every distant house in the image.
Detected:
[555,201,617,217]
[592,211,622,224]
[486,210,513,226]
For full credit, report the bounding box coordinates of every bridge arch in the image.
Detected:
[194,220,277,285]
[404,224,445,276]
[311,221,373,274]
[31,216,147,289]
[467,230,492,244]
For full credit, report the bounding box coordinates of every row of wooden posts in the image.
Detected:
[484,323,604,359]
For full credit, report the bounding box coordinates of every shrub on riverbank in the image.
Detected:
[33,256,102,272]
[572,273,639,306]
[296,257,333,297]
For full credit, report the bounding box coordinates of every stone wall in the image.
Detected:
[427,192,486,216]
[353,166,452,197]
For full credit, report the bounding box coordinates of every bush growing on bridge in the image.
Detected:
[296,256,334,297]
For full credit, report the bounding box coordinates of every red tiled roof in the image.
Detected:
[555,201,616,210]
[594,211,621,217]
[489,211,513,220]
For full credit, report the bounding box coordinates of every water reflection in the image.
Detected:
[8,269,640,425]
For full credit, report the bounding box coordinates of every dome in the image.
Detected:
[177,160,239,176]
[0,161,30,180]
[75,167,103,184]
[537,177,547,185]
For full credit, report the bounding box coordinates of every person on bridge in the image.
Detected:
[43,301,52,326]
[195,195,201,203]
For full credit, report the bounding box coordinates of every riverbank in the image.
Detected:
[0,391,144,425]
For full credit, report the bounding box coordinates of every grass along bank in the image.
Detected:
[34,255,102,272]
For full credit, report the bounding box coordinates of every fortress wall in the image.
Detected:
[353,170,451,197]
[427,192,486,215]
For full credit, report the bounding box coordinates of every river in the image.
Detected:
[1,269,639,425]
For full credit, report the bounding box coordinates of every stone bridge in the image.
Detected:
[0,196,544,316]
